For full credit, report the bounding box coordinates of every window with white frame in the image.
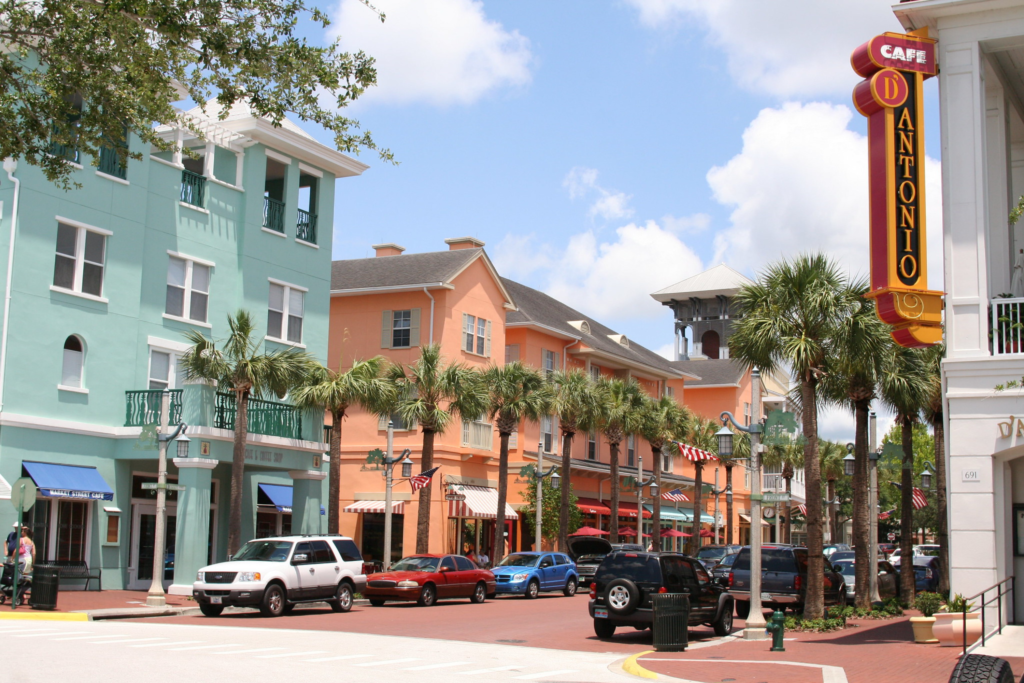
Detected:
[666,386,675,399]
[588,431,598,460]
[268,281,304,344]
[461,413,493,450]
[61,335,84,389]
[542,349,557,376]
[743,402,751,426]
[166,256,211,323]
[590,365,601,381]
[53,220,108,298]
[463,313,491,356]
[148,348,186,390]
[627,434,635,467]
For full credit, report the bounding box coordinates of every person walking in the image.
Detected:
[4,522,17,561]
[17,526,35,574]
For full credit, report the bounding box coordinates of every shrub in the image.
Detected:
[946,593,976,613]
[914,592,942,617]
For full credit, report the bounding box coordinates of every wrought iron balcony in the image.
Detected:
[125,390,183,427]
[214,391,303,440]
[296,209,317,244]
[98,146,127,180]
[263,197,285,234]
[180,169,206,208]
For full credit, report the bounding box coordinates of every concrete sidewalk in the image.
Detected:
[0,590,199,620]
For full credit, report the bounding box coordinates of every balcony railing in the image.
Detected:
[98,146,127,180]
[263,197,285,234]
[180,169,206,208]
[214,391,303,440]
[296,209,317,244]
[125,390,183,426]
[992,297,1024,355]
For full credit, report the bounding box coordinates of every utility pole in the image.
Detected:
[536,439,544,552]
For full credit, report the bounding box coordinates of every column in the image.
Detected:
[169,458,217,595]
[290,470,327,535]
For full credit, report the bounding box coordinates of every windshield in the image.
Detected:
[697,547,727,560]
[917,547,940,557]
[232,541,292,562]
[833,561,856,577]
[718,553,738,568]
[392,557,440,572]
[499,554,541,567]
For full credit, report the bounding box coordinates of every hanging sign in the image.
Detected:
[852,30,943,348]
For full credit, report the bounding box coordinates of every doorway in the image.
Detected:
[128,503,177,590]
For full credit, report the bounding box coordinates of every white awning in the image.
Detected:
[344,500,406,514]
[448,485,519,520]
[739,513,771,527]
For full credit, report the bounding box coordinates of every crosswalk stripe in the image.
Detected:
[9,629,60,635]
[215,647,287,656]
[166,643,241,651]
[51,635,125,641]
[304,655,374,663]
[255,651,327,659]
[92,638,165,645]
[404,662,471,671]
[513,670,578,680]
[131,641,202,648]
[459,666,521,675]
[354,658,420,667]
[13,632,80,638]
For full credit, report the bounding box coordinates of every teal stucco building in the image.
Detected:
[0,101,367,593]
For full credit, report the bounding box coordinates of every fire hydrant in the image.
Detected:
[765,609,786,652]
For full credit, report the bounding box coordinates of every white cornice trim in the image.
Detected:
[264,149,292,165]
[505,321,582,342]
[298,163,323,178]
[573,347,684,381]
[330,283,454,297]
[685,383,742,389]
[148,335,193,353]
[446,251,517,311]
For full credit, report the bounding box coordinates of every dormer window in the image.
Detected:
[608,334,629,348]
[568,320,591,335]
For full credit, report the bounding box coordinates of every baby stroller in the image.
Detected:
[0,559,31,607]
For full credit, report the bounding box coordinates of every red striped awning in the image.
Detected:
[447,485,519,520]
[344,500,406,514]
[617,502,652,519]
[674,442,718,462]
[576,498,612,516]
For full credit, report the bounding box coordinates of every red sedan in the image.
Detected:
[364,554,496,607]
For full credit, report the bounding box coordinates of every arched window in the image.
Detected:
[701,330,720,360]
[61,335,84,388]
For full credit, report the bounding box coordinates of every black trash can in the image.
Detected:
[30,566,60,611]
[652,592,689,652]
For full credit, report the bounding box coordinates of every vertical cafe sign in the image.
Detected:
[852,31,943,348]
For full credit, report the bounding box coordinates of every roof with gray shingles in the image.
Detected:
[331,249,483,291]
[667,358,746,386]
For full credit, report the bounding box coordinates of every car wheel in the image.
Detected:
[525,579,540,600]
[470,582,487,604]
[417,583,437,607]
[369,599,386,607]
[949,655,1015,683]
[199,604,224,617]
[593,619,616,639]
[259,584,286,617]
[735,600,750,619]
[605,578,640,616]
[331,582,353,613]
[713,600,734,636]
[564,577,578,597]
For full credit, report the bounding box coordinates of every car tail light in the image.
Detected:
[824,576,832,589]
[794,575,802,591]
[658,587,668,593]
[728,572,734,587]
[362,562,375,575]
[589,583,597,599]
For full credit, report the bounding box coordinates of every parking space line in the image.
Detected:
[255,651,327,659]
[215,647,286,656]
[354,658,420,667]
[13,631,80,638]
[513,670,578,680]
[131,641,202,648]
[51,634,125,641]
[404,662,471,671]
[92,638,165,645]
[458,666,522,675]
[305,655,374,663]
[166,644,240,651]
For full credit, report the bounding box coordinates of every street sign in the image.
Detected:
[888,532,896,541]
[445,493,466,502]
[762,492,791,503]
[141,482,186,492]
[9,477,36,513]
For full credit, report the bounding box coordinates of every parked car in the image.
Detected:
[728,545,847,617]
[878,543,896,559]
[491,552,579,598]
[587,550,734,639]
[822,543,852,558]
[830,559,898,601]
[567,536,613,584]
[612,543,645,552]
[891,555,941,592]
[829,551,855,564]
[696,544,742,570]
[363,554,496,607]
[710,550,739,584]
[193,535,366,617]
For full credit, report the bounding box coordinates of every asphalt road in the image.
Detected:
[2,618,632,683]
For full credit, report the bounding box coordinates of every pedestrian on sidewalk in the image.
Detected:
[4,522,17,561]
[17,526,34,574]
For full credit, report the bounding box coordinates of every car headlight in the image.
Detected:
[236,572,261,582]
[196,571,204,582]
[512,573,530,582]
[397,580,419,587]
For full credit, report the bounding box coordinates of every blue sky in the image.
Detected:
[301,0,942,440]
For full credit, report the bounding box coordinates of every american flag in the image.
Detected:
[892,482,929,510]
[410,466,440,492]
[673,442,718,462]
[879,509,895,520]
[794,504,808,516]
[662,488,691,502]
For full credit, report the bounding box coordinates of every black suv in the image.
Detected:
[587,551,734,640]
[727,545,846,618]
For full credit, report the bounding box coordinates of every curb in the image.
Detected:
[0,611,90,621]
[83,598,373,621]
[622,650,659,680]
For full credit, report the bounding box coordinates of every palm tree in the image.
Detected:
[686,415,719,555]
[387,344,487,554]
[763,442,802,543]
[879,342,931,602]
[819,440,846,544]
[818,289,888,609]
[730,252,860,619]
[595,378,646,543]
[638,395,691,551]
[483,362,551,559]
[292,357,395,534]
[921,344,949,594]
[181,310,313,555]
[549,370,603,551]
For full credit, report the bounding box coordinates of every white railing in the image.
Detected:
[992,297,1024,356]
[462,420,493,451]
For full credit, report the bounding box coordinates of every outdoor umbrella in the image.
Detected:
[569,526,609,536]
[618,527,638,537]
[699,529,714,538]
[659,528,691,538]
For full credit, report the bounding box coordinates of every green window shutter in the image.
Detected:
[485,319,492,357]
[410,308,421,347]
[381,310,392,349]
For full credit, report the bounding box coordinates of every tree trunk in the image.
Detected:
[933,414,949,594]
[652,444,663,552]
[828,479,837,543]
[725,464,734,545]
[559,429,574,553]
[784,475,792,544]
[493,431,511,562]
[609,441,620,543]
[227,388,249,556]
[853,399,871,609]
[800,376,825,620]
[416,428,436,554]
[688,462,704,556]
[327,408,344,534]
[899,415,916,602]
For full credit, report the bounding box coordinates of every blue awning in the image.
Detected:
[644,503,714,524]
[257,484,326,516]
[22,461,114,501]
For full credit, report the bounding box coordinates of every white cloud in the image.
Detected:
[623,0,904,99]
[563,166,635,220]
[330,0,533,106]
[708,101,943,291]
[491,233,552,281]
[655,342,675,360]
[662,212,711,234]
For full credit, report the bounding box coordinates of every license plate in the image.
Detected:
[595,607,608,619]
[760,593,772,602]
[211,596,222,604]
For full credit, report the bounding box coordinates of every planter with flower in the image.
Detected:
[933,594,983,647]
[910,592,942,643]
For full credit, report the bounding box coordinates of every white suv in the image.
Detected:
[193,535,367,617]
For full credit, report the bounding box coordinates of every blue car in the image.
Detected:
[491,552,579,599]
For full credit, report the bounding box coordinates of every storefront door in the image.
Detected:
[128,503,177,590]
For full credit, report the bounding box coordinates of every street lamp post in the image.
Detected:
[382,420,414,571]
[708,469,730,545]
[534,440,560,552]
[719,367,767,640]
[868,412,881,603]
[147,388,188,607]
[636,453,658,546]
